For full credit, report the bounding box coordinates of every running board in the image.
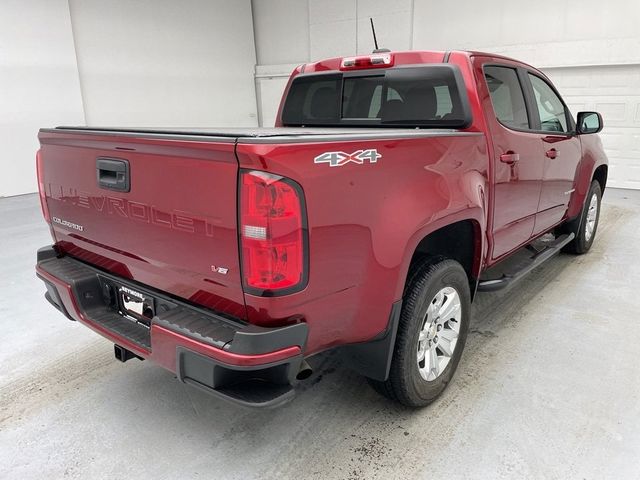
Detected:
[477,233,575,292]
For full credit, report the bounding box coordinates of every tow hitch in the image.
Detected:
[114,344,142,363]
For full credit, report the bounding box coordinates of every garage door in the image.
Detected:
[544,65,640,190]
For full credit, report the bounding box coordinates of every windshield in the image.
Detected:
[281,64,471,128]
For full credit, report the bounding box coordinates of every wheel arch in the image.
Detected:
[398,216,485,302]
[593,164,608,193]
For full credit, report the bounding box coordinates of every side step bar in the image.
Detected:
[478,233,575,292]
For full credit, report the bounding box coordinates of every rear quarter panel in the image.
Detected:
[237,133,489,354]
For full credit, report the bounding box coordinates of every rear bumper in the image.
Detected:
[36,246,308,408]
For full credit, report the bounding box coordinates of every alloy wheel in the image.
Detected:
[417,286,462,381]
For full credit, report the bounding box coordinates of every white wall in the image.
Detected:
[412,0,640,68]
[69,0,258,127]
[253,0,310,66]
[0,0,85,197]
[252,0,309,126]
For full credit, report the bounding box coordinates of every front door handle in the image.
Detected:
[97,157,130,192]
[500,152,520,165]
[545,148,558,159]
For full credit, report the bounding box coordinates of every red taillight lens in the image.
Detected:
[36,149,50,223]
[240,170,308,296]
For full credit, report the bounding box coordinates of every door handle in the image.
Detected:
[499,152,520,165]
[545,148,558,159]
[97,157,130,192]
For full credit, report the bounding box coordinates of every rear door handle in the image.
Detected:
[499,152,520,165]
[97,157,130,192]
[545,148,558,159]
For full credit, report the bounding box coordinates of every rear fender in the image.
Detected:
[394,209,486,300]
[343,206,486,382]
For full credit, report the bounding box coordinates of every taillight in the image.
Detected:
[36,149,50,223]
[240,170,308,296]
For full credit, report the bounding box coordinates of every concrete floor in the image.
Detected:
[1,190,639,479]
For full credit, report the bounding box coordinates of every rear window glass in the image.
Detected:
[281,65,471,128]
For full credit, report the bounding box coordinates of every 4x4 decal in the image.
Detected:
[314,149,381,167]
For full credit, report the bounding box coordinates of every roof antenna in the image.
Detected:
[370,18,390,54]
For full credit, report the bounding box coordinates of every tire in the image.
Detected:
[368,257,471,407]
[562,180,602,254]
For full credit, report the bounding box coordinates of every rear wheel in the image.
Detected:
[368,257,470,407]
[562,180,602,254]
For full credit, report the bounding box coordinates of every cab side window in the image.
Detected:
[484,66,529,130]
[528,74,568,133]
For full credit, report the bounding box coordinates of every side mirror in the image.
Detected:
[576,111,603,134]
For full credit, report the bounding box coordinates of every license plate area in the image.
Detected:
[118,285,155,327]
[97,275,177,331]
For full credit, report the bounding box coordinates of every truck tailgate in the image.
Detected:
[38,129,246,320]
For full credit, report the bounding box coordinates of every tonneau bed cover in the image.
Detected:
[44,126,479,143]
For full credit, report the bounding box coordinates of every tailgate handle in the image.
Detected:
[97,158,130,192]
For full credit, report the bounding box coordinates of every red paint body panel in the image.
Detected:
[36,49,608,370]
[236,133,488,353]
[38,131,247,320]
[468,53,607,263]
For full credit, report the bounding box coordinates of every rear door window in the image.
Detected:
[484,66,530,130]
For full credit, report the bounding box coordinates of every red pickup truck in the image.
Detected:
[35,50,608,407]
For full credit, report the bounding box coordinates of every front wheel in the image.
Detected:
[368,257,471,407]
[563,180,602,254]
